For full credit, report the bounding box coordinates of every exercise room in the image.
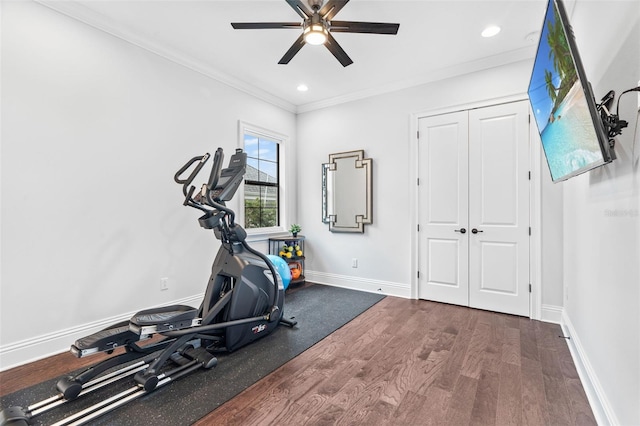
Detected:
[1,1,638,425]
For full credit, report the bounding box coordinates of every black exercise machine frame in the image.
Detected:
[0,147,296,426]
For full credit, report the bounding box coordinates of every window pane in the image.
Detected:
[263,186,278,208]
[261,208,277,227]
[259,138,278,162]
[245,207,261,228]
[246,158,259,181]
[245,184,261,205]
[244,183,261,228]
[244,134,259,158]
[262,186,278,227]
[244,184,279,228]
[259,160,278,184]
[243,131,280,229]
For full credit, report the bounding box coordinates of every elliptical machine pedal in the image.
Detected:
[129,304,200,334]
[71,324,140,358]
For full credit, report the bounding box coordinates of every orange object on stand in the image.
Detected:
[289,262,302,280]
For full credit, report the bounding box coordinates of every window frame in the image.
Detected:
[238,121,289,237]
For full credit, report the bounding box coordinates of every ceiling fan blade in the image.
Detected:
[325,32,353,67]
[319,0,349,20]
[330,21,400,35]
[231,22,301,30]
[278,34,306,64]
[286,0,312,19]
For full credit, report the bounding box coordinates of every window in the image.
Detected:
[243,131,280,229]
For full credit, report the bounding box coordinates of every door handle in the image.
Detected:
[471,228,483,234]
[454,228,466,234]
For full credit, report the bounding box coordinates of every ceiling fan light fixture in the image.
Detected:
[304,23,328,45]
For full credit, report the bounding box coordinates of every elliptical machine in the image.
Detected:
[0,148,295,425]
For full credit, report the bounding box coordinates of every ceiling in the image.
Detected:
[41,0,552,113]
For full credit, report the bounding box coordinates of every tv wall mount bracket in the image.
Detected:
[597,86,640,150]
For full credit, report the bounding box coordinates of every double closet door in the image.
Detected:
[417,101,530,317]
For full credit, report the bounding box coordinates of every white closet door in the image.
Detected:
[417,101,530,317]
[418,111,469,306]
[468,101,530,316]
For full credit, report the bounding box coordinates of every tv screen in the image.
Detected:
[528,0,613,182]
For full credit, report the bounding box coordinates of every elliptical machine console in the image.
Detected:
[0,148,295,426]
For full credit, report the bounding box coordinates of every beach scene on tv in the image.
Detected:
[528,1,604,181]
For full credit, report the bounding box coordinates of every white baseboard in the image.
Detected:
[540,304,563,323]
[561,311,618,426]
[0,294,203,372]
[304,270,411,299]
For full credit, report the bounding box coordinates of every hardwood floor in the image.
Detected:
[0,295,595,425]
[197,297,595,425]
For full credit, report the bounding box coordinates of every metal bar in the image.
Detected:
[82,359,148,388]
[28,394,63,411]
[49,385,142,426]
[30,398,67,418]
[77,364,149,397]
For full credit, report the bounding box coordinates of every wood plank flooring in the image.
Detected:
[0,295,595,425]
[197,297,595,425]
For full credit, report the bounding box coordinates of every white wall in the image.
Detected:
[0,1,296,368]
[297,60,564,308]
[560,2,640,425]
[540,166,565,310]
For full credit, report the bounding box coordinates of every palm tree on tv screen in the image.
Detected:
[545,7,577,114]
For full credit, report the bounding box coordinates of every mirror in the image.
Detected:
[322,150,372,233]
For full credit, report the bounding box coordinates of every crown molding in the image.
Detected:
[35,1,535,115]
[35,0,297,114]
[297,46,536,113]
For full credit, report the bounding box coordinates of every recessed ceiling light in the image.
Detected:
[297,84,309,92]
[481,25,501,38]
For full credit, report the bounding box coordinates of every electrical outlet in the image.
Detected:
[160,277,169,291]
[352,258,358,268]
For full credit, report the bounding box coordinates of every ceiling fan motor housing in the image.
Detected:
[308,0,324,11]
[308,12,323,27]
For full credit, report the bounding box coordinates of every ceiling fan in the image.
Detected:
[231,0,400,67]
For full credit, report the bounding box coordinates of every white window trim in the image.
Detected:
[237,120,290,239]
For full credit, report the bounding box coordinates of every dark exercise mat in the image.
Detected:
[1,284,385,425]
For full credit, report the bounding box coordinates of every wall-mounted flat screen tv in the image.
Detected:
[528,0,614,182]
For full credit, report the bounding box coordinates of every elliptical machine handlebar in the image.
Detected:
[174,149,227,216]
[174,152,211,196]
